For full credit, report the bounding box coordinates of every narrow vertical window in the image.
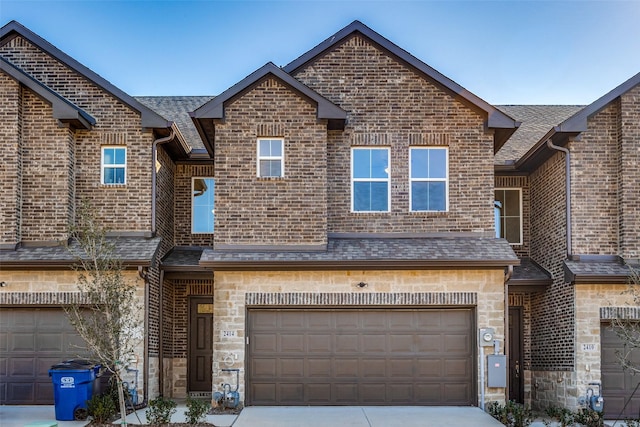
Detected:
[410,147,448,211]
[101,147,126,185]
[495,188,522,245]
[351,147,390,212]
[257,138,284,177]
[192,177,215,233]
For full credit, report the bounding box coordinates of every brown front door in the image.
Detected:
[508,307,524,403]
[188,297,213,392]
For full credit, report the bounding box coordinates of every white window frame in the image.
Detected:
[351,147,391,212]
[409,147,449,212]
[494,187,523,245]
[101,146,127,185]
[192,177,215,234]
[257,138,284,178]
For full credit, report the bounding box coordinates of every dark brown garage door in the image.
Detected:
[601,323,640,419]
[0,307,90,404]
[247,308,475,406]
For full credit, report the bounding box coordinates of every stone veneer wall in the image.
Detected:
[574,284,637,404]
[212,269,507,406]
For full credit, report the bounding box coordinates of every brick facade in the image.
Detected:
[571,102,620,255]
[495,175,530,258]
[618,87,640,261]
[0,74,21,245]
[174,164,215,247]
[0,35,156,234]
[294,35,496,234]
[213,78,328,247]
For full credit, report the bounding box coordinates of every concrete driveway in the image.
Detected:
[232,406,505,427]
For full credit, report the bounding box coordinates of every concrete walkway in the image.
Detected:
[1,404,629,427]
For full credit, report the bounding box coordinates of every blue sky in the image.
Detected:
[2,0,640,105]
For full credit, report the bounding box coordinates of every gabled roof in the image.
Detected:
[495,105,583,167]
[516,71,640,171]
[191,62,347,156]
[1,56,95,129]
[283,20,520,152]
[0,20,172,130]
[136,96,213,159]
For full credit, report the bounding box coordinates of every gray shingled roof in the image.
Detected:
[162,247,205,268]
[510,257,552,285]
[135,96,213,152]
[495,105,584,165]
[0,237,161,268]
[200,237,519,269]
[564,259,633,284]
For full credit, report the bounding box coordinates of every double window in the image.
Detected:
[101,147,126,185]
[409,147,448,211]
[494,188,522,245]
[351,146,448,212]
[192,177,215,234]
[257,138,284,178]
[351,148,390,212]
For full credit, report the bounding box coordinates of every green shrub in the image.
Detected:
[146,396,177,424]
[487,400,534,427]
[544,406,574,427]
[543,405,605,427]
[185,396,210,424]
[572,407,603,427]
[87,393,117,423]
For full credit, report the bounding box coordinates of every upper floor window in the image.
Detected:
[410,147,448,211]
[495,188,522,245]
[257,138,284,177]
[351,147,390,212]
[101,147,126,185]
[192,177,215,233]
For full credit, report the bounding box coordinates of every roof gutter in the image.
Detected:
[152,130,175,235]
[546,139,572,257]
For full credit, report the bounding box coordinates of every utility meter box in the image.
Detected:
[487,355,507,388]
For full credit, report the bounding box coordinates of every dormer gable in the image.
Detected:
[191,62,346,156]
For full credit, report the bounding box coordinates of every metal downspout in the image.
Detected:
[546,139,572,256]
[159,269,165,397]
[504,264,513,402]
[152,131,175,235]
[138,266,150,405]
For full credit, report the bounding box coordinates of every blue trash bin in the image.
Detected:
[49,362,96,421]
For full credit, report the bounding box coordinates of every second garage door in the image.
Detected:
[247,308,475,405]
[0,307,90,405]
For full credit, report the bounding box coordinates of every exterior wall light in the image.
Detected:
[356,282,368,288]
